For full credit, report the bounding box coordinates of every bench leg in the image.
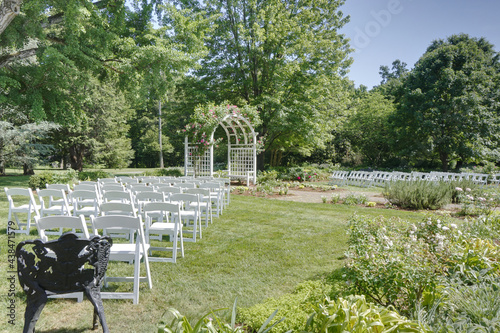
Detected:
[85,286,109,333]
[24,291,47,333]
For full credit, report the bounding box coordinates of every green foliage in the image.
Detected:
[342,193,368,206]
[305,295,425,333]
[0,121,60,174]
[455,186,500,216]
[237,281,331,333]
[392,34,500,170]
[158,298,285,333]
[342,90,397,167]
[383,180,452,210]
[257,170,279,184]
[77,170,111,181]
[344,215,459,313]
[461,214,500,242]
[182,0,352,164]
[278,167,319,182]
[416,277,500,332]
[144,168,184,177]
[27,170,78,190]
[344,212,500,323]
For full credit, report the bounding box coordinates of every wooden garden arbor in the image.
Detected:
[184,112,258,184]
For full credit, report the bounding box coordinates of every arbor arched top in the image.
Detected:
[182,102,264,184]
[181,102,263,150]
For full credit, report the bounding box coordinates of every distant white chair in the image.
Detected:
[199,182,224,217]
[37,188,72,217]
[169,193,201,242]
[143,202,184,263]
[71,190,100,220]
[185,188,212,227]
[4,187,40,234]
[102,190,134,204]
[91,215,152,304]
[134,191,165,216]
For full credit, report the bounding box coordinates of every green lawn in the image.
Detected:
[0,173,429,332]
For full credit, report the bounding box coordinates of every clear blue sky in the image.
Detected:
[339,0,500,89]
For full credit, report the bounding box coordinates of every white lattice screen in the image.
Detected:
[185,144,212,177]
[228,146,254,178]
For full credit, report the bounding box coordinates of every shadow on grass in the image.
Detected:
[38,328,91,333]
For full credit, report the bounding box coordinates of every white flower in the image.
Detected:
[478,197,486,202]
[455,187,463,191]
[442,226,450,231]
[450,223,457,229]
[466,188,472,192]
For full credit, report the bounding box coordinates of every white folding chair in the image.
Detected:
[71,190,100,220]
[134,191,165,217]
[45,184,72,205]
[185,188,212,226]
[34,214,90,302]
[199,182,224,217]
[91,215,152,304]
[169,193,202,242]
[37,188,72,217]
[102,190,133,204]
[143,202,184,263]
[156,186,182,201]
[99,202,138,242]
[4,187,40,234]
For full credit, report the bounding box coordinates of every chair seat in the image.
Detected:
[149,222,176,231]
[110,243,150,258]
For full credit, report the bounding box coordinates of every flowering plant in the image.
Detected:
[455,187,499,216]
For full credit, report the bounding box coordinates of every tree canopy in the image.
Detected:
[392,34,500,170]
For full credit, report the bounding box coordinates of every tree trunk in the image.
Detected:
[23,163,34,175]
[257,151,265,171]
[0,0,22,35]
[69,145,84,171]
[0,161,5,176]
[439,151,449,172]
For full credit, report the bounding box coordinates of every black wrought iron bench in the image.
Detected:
[16,233,112,333]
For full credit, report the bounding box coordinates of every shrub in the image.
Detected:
[342,193,367,205]
[78,170,111,181]
[305,295,426,333]
[344,214,461,313]
[257,170,279,183]
[28,170,78,189]
[455,186,499,216]
[144,168,184,177]
[237,281,330,333]
[383,180,452,210]
[417,278,500,332]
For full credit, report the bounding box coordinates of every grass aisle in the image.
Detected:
[1,193,426,332]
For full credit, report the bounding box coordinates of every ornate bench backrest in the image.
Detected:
[16,233,112,333]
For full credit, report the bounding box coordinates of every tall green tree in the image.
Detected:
[393,34,500,171]
[172,0,352,167]
[1,0,209,170]
[343,90,396,168]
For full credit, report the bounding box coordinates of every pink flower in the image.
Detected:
[297,176,301,180]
